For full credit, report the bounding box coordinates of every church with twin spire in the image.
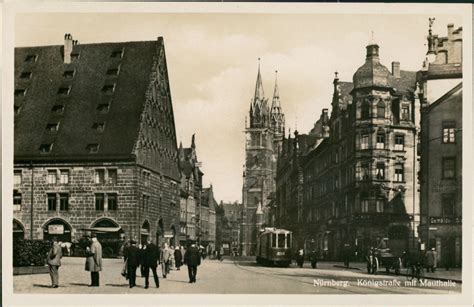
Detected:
[241,62,285,256]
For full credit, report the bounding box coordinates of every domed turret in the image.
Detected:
[353,41,391,90]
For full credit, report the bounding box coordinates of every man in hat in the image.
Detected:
[184,241,201,283]
[124,239,140,288]
[141,238,160,289]
[47,236,63,288]
[85,232,102,286]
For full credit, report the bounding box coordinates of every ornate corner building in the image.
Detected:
[275,39,421,260]
[241,65,285,256]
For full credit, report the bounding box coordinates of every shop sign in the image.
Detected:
[48,224,64,234]
[430,217,461,225]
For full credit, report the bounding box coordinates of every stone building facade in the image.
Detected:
[275,40,420,260]
[201,186,217,250]
[177,135,203,245]
[241,66,285,256]
[217,201,242,255]
[418,23,463,267]
[13,35,180,246]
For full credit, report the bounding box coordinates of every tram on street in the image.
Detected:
[256,228,293,267]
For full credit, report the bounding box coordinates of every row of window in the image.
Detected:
[13,191,118,212]
[359,100,410,121]
[359,133,404,151]
[13,169,118,185]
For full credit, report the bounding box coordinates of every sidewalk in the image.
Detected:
[232,257,461,283]
[330,261,462,283]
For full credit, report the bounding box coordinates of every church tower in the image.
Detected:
[241,61,285,256]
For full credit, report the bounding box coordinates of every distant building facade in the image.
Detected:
[201,185,217,250]
[217,201,243,255]
[241,66,285,256]
[177,135,203,245]
[13,35,181,246]
[418,23,463,267]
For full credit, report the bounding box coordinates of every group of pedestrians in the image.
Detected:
[46,233,203,289]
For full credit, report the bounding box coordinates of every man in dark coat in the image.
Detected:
[124,240,140,288]
[141,238,160,288]
[184,242,201,283]
[309,250,318,269]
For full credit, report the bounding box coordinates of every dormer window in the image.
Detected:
[106,67,120,76]
[39,144,53,154]
[97,103,110,114]
[46,122,60,132]
[87,143,99,153]
[52,105,65,114]
[110,49,124,59]
[101,84,115,95]
[92,122,105,132]
[14,89,27,97]
[63,70,75,80]
[24,55,38,63]
[57,86,71,96]
[401,105,410,121]
[19,72,32,80]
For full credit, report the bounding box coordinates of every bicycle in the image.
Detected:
[406,262,424,281]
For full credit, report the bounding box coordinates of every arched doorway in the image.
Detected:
[141,220,151,244]
[91,218,123,241]
[43,218,72,242]
[156,218,164,246]
[13,219,25,240]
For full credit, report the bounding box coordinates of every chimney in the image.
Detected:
[64,33,73,64]
[447,23,454,38]
[391,61,400,78]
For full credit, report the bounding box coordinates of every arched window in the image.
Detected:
[377,101,385,118]
[361,100,370,119]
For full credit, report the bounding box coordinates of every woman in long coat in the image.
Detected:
[85,234,103,286]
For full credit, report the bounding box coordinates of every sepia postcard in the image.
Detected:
[1,2,472,306]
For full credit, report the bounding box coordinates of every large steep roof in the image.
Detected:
[14,39,159,162]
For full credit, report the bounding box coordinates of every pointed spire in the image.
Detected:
[273,70,279,99]
[254,58,265,101]
[191,134,196,149]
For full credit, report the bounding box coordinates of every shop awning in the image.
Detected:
[81,227,122,233]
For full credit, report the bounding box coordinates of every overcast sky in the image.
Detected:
[15,12,462,203]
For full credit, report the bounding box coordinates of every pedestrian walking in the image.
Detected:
[296,249,304,268]
[124,240,140,288]
[160,243,172,278]
[174,246,183,271]
[425,247,437,273]
[170,245,176,270]
[343,243,351,268]
[46,237,63,288]
[310,250,318,269]
[220,246,224,260]
[184,242,201,283]
[85,233,102,287]
[141,238,160,289]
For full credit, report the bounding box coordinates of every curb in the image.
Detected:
[332,264,461,283]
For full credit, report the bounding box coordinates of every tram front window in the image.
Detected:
[278,233,285,248]
[272,233,277,247]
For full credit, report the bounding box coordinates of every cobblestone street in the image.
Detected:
[13,257,461,294]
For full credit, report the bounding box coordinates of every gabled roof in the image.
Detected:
[14,39,159,161]
[427,82,462,110]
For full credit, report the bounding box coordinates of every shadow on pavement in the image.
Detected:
[68,283,90,287]
[33,284,53,288]
[105,283,129,288]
